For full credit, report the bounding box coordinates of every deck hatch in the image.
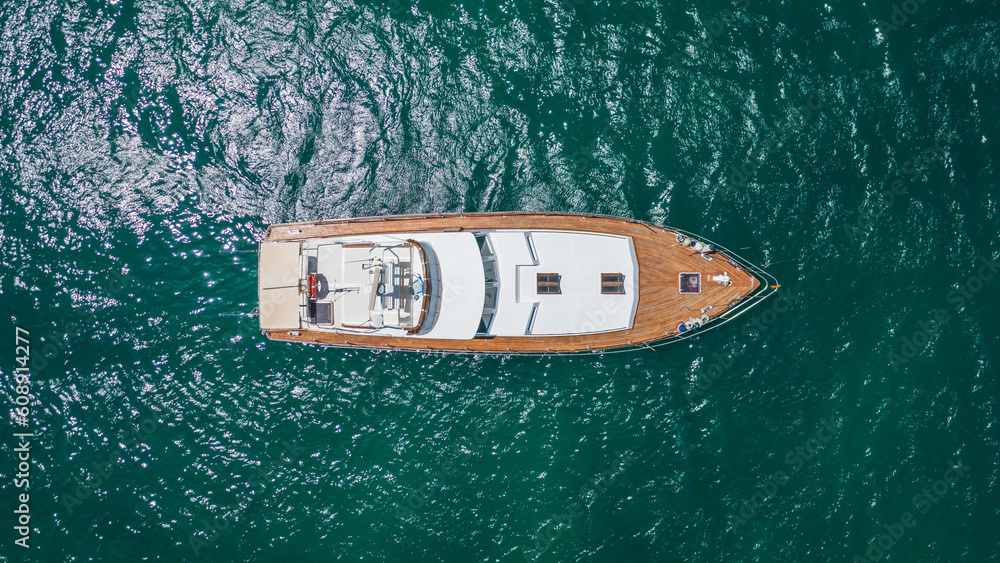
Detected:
[536,273,560,294]
[679,272,702,294]
[601,273,625,294]
[312,301,334,325]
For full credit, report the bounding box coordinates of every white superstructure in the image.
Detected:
[258,230,638,339]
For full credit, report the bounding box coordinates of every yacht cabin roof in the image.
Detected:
[258,229,638,339]
[483,230,637,336]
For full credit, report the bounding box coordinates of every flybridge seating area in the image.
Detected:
[301,240,427,332]
[289,232,485,338]
[258,229,641,339]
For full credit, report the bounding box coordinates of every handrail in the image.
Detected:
[407,240,432,335]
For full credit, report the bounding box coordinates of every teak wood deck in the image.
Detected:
[262,213,763,353]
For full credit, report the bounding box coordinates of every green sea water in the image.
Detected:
[1,0,999,561]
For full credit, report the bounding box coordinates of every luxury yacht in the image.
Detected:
[257,213,777,353]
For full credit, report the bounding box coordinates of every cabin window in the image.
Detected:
[476,234,493,257]
[536,273,560,294]
[483,259,497,283]
[483,286,498,309]
[601,273,625,294]
[478,312,494,334]
[478,287,498,335]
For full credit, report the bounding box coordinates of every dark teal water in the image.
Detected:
[2,0,999,561]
